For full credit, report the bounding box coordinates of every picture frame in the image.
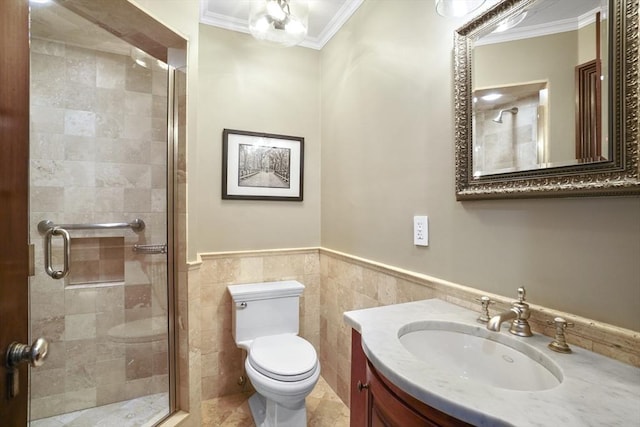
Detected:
[222,129,304,201]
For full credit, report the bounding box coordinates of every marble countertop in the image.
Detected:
[343,299,640,427]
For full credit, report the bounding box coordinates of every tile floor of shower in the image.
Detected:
[31,376,349,426]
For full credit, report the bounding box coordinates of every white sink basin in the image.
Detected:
[398,321,562,391]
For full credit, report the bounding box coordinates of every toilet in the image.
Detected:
[228,280,320,427]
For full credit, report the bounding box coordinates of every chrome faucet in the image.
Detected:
[486,287,532,337]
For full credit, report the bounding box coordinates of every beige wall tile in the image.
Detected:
[31,187,65,212]
[65,314,96,343]
[126,63,152,93]
[96,311,125,337]
[65,362,96,392]
[65,288,97,314]
[65,46,96,86]
[64,110,96,137]
[96,339,125,362]
[30,40,171,418]
[125,284,152,309]
[65,388,97,413]
[95,359,126,385]
[31,368,65,399]
[31,52,66,83]
[126,342,154,380]
[65,339,97,367]
[32,316,65,343]
[64,83,97,111]
[124,114,152,140]
[30,394,66,420]
[31,39,65,56]
[125,377,153,400]
[31,290,65,321]
[32,132,66,160]
[96,53,125,90]
[125,91,152,116]
[31,159,65,187]
[96,382,128,406]
[95,286,125,312]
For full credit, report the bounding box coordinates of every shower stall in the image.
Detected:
[472,82,548,176]
[26,1,184,425]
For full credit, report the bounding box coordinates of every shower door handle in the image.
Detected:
[5,338,49,398]
[6,338,48,368]
[43,227,70,279]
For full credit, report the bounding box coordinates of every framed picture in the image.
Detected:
[222,129,304,201]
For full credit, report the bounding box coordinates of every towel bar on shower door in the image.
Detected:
[37,218,145,233]
[38,218,146,279]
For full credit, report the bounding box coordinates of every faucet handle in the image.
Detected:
[513,287,530,311]
[547,317,574,353]
[512,287,530,312]
[516,287,526,302]
[475,296,494,324]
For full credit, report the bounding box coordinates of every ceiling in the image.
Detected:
[200,0,605,49]
[31,0,606,54]
[199,0,365,50]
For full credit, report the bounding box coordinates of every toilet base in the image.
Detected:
[248,392,308,427]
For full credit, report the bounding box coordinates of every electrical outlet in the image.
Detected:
[413,216,428,246]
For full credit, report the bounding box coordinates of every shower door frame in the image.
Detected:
[1,0,187,423]
[0,0,30,424]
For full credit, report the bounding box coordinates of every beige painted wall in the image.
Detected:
[578,21,597,63]
[129,0,639,331]
[194,25,322,254]
[320,0,640,331]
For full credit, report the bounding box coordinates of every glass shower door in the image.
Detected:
[28,1,172,424]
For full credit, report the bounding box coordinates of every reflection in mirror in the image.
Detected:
[473,82,548,176]
[473,0,608,176]
[454,0,640,199]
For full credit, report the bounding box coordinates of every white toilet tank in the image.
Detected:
[228,280,304,347]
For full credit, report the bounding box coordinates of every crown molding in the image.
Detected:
[476,6,602,46]
[311,0,364,49]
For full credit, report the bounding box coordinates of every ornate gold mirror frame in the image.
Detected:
[454,0,639,200]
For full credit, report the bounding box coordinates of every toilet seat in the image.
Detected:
[249,334,318,382]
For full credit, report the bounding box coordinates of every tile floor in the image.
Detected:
[30,393,169,427]
[202,376,350,426]
[30,376,349,426]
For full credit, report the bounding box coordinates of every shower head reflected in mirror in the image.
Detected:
[493,107,518,123]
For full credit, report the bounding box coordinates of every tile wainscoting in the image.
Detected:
[194,249,321,401]
[174,247,639,424]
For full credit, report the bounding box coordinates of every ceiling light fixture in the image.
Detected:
[435,0,486,18]
[249,0,309,47]
[481,93,502,101]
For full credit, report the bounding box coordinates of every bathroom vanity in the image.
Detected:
[350,329,472,426]
[344,299,640,427]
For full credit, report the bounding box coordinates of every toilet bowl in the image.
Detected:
[228,281,320,427]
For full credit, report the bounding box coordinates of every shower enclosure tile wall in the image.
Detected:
[473,94,541,174]
[29,38,169,420]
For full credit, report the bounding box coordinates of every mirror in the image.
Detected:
[454,0,640,199]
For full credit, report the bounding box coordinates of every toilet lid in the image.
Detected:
[249,334,318,382]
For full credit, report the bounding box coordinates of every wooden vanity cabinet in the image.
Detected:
[350,330,472,427]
